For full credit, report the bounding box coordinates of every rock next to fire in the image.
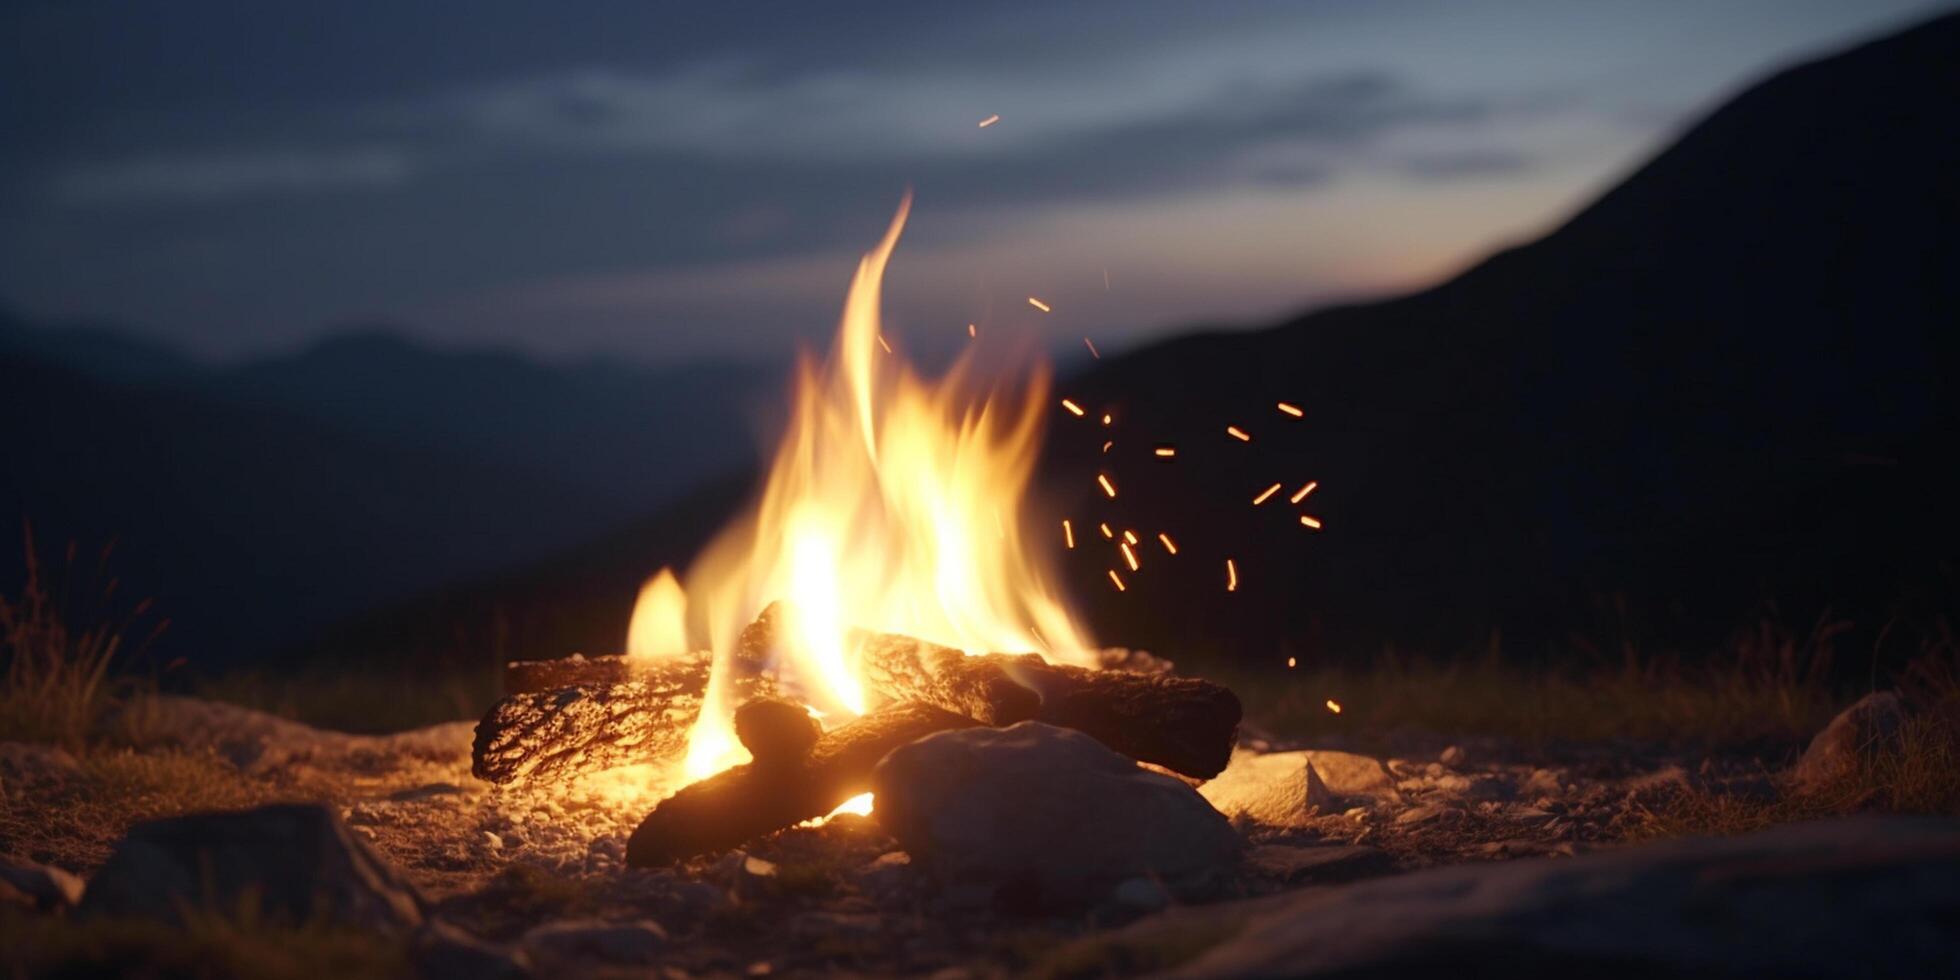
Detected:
[471,657,775,785]
[872,722,1241,905]
[625,702,979,867]
[852,628,1242,779]
[734,698,824,764]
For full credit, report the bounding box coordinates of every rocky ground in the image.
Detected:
[2,693,1955,977]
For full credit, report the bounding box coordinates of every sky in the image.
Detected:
[0,0,1948,367]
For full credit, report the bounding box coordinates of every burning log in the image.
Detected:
[471,650,772,785]
[625,700,977,866]
[744,603,1242,779]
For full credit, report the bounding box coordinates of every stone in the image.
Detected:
[1199,750,1399,828]
[1438,745,1466,767]
[1109,876,1171,912]
[520,919,669,965]
[1794,692,1905,789]
[79,803,423,932]
[1057,816,1960,978]
[0,856,84,912]
[872,722,1240,905]
[412,919,531,980]
[1243,844,1390,884]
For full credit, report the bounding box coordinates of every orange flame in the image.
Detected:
[672,196,1094,779]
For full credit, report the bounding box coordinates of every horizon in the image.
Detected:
[2,0,1948,369]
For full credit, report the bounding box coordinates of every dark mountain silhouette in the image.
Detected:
[0,317,779,665]
[314,11,1960,675]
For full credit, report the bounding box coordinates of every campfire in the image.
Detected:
[470,196,1243,866]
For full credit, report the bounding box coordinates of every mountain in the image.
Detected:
[319,11,1960,674]
[0,317,778,666]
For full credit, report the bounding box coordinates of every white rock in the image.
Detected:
[1200,750,1401,828]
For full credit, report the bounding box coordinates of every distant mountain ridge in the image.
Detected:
[0,313,779,666]
[310,10,1960,675]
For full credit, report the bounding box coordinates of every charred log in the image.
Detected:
[472,652,771,785]
[625,701,976,866]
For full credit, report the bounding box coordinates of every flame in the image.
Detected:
[675,195,1093,779]
[625,568,688,663]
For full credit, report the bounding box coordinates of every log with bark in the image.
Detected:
[625,700,977,866]
[472,649,773,785]
[741,603,1239,778]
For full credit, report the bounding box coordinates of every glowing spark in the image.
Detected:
[1108,569,1126,592]
[1101,413,1113,427]
[1154,446,1176,458]
[1099,523,1114,539]
[1097,473,1117,498]
[1277,401,1304,418]
[1158,532,1177,554]
[968,322,977,338]
[1028,297,1051,313]
[1252,482,1282,505]
[1063,520,1075,549]
[1326,699,1343,714]
[1300,515,1323,530]
[978,114,1001,128]
[1061,399,1085,416]
[1227,426,1251,442]
[1102,440,1113,453]
[1287,656,1297,669]
[1226,558,1238,592]
[1289,481,1319,504]
[877,334,892,353]
[1084,337,1100,358]
[1120,541,1139,571]
[1122,529,1138,545]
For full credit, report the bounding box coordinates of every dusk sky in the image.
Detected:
[1,0,1946,366]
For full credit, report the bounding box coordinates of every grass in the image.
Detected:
[194,666,496,735]
[0,905,408,980]
[1237,611,1855,748]
[0,526,165,746]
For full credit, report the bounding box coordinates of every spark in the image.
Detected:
[1097,473,1117,498]
[1063,520,1075,549]
[1154,445,1176,458]
[1326,699,1343,714]
[1289,481,1319,504]
[1099,523,1114,539]
[1061,399,1085,416]
[1084,337,1100,358]
[1227,425,1251,442]
[1108,569,1126,592]
[1028,297,1051,313]
[1102,440,1113,453]
[877,334,892,353]
[1158,532,1177,554]
[1102,413,1113,426]
[1277,401,1304,418]
[1226,558,1238,592]
[1120,541,1139,571]
[1300,515,1323,530]
[1287,656,1297,669]
[968,323,977,338]
[1252,482,1282,505]
[1122,529,1138,545]
[978,114,1000,128]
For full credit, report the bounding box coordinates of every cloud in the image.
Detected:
[52,146,414,206]
[1391,149,1535,181]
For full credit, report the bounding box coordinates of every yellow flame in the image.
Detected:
[678,196,1094,779]
[625,567,688,663]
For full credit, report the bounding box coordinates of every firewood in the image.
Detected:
[740,604,1239,779]
[502,653,639,695]
[625,701,977,866]
[734,698,823,764]
[471,652,772,785]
